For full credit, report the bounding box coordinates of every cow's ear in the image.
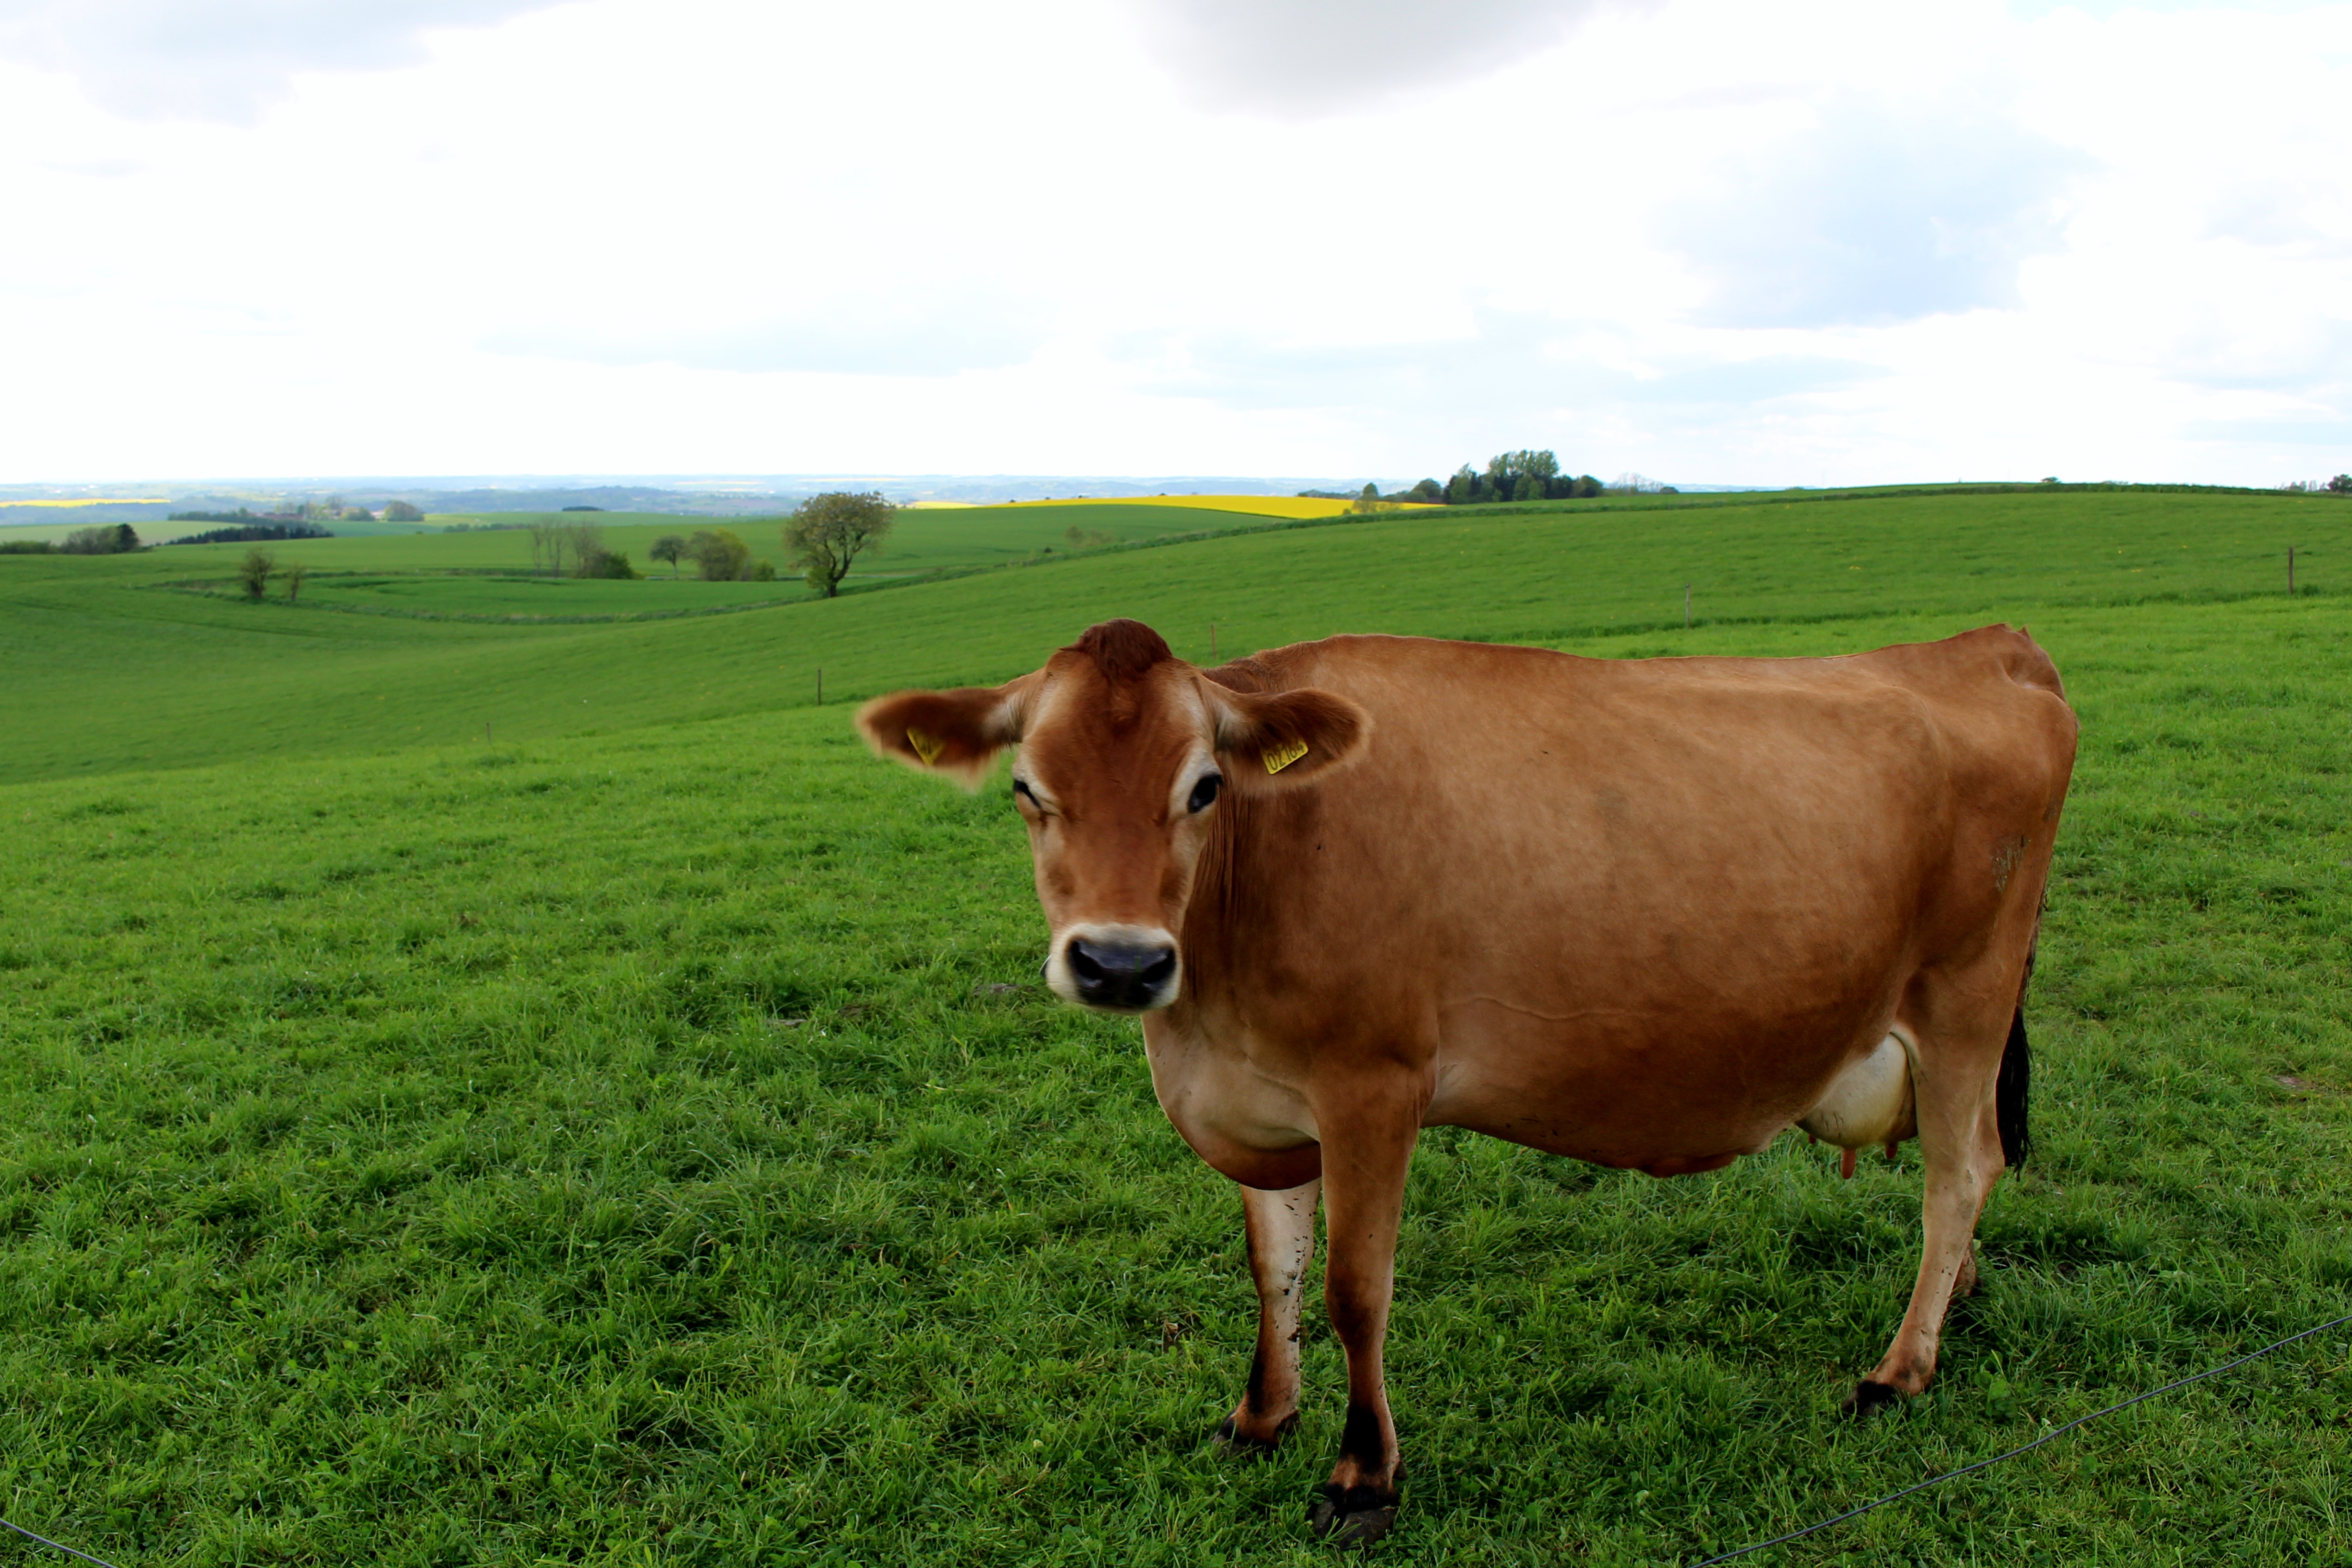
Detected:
[1209,684,1371,786]
[857,676,1033,788]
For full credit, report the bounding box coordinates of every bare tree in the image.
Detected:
[526,516,563,576]
[563,519,606,577]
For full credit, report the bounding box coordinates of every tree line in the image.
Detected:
[644,492,897,597]
[1307,451,1624,507]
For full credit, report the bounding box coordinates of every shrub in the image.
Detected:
[580,548,638,580]
[0,539,53,555]
[382,500,424,522]
[2329,475,2350,495]
[236,546,274,599]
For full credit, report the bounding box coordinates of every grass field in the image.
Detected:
[3,487,2349,1564]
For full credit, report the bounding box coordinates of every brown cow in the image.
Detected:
[858,619,2075,1543]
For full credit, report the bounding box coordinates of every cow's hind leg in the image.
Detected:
[1217,1176,1320,1451]
[1849,978,2029,1416]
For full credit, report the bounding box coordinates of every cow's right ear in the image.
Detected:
[856,677,1031,788]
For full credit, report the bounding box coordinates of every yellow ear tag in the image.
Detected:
[906,727,946,765]
[1261,737,1310,775]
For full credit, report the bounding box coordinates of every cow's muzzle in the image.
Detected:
[1050,926,1180,1012]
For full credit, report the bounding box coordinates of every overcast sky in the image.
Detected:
[2,0,2346,487]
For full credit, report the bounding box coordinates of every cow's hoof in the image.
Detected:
[1843,1379,1904,1419]
[1213,1411,1296,1455]
[1310,1483,1399,1546]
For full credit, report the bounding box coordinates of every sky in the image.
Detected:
[1,0,2347,488]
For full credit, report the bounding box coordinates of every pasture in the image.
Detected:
[2,486,2348,1564]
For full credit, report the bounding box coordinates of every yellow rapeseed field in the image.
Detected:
[999,494,1434,519]
[3,497,171,507]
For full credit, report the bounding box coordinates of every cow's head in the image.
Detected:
[857,620,1370,1013]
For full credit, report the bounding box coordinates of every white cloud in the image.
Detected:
[1118,0,1621,115]
[0,0,2346,487]
[0,0,569,121]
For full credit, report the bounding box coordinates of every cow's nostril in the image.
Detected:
[1065,938,1178,1008]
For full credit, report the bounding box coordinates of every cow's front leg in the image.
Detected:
[1307,1104,1419,1545]
[1217,1176,1321,1451]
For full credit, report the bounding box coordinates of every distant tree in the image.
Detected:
[526,516,562,576]
[649,534,686,576]
[686,527,752,582]
[751,559,777,581]
[59,522,140,554]
[282,561,309,603]
[784,490,896,597]
[1406,478,1444,502]
[237,546,275,599]
[580,548,637,579]
[1572,474,1602,498]
[2329,474,2351,494]
[562,520,607,577]
[1352,483,1382,514]
[1445,465,1479,505]
[382,500,424,522]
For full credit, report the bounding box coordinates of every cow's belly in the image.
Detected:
[1423,992,1887,1175]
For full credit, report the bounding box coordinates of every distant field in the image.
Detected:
[294,574,805,620]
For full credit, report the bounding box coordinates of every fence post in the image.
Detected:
[1685,584,1691,629]
[2288,547,2296,596]
[817,667,823,705]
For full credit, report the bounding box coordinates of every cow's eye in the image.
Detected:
[1187,773,1222,813]
[1013,778,1041,809]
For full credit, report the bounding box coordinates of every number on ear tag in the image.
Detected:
[906,727,946,765]
[1262,737,1310,774]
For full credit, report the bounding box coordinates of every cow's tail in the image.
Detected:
[1997,936,2037,1169]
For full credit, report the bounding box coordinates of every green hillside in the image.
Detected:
[2,486,2348,1564]
[2,488,2340,783]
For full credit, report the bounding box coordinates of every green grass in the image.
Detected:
[2,488,2349,1564]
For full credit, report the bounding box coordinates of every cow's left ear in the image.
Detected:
[1208,684,1371,786]
[857,674,1035,788]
